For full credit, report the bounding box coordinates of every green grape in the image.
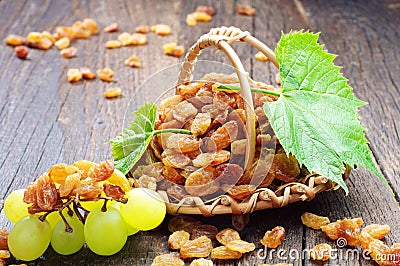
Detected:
[84,208,128,256]
[8,215,52,261]
[126,223,139,236]
[120,188,166,231]
[46,208,75,229]
[51,217,84,255]
[79,199,103,211]
[4,189,30,223]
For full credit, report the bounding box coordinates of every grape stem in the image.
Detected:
[217,84,281,97]
[153,128,191,135]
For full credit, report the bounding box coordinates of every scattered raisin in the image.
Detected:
[152,253,184,266]
[14,46,28,59]
[321,218,363,247]
[189,258,213,266]
[180,236,213,259]
[226,239,255,253]
[211,246,242,260]
[362,224,390,240]
[301,212,330,230]
[103,22,119,33]
[310,243,332,261]
[104,87,122,98]
[151,24,171,36]
[168,230,190,250]
[124,56,141,68]
[236,5,256,16]
[80,67,96,80]
[60,47,77,58]
[5,34,26,46]
[136,25,150,34]
[260,226,285,248]
[105,40,122,49]
[195,6,215,16]
[97,68,114,82]
[163,43,185,57]
[54,37,70,50]
[67,68,82,82]
[82,18,98,35]
[216,228,241,246]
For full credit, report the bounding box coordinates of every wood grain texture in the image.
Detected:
[0,0,399,265]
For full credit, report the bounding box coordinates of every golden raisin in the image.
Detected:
[193,12,212,22]
[260,226,285,248]
[0,250,10,259]
[14,46,28,59]
[103,22,119,33]
[186,14,197,27]
[180,236,213,259]
[362,224,390,240]
[321,217,363,247]
[209,121,238,150]
[72,178,103,199]
[363,236,400,266]
[161,149,191,168]
[310,243,332,261]
[227,185,256,200]
[0,230,9,250]
[35,173,58,211]
[104,87,122,98]
[226,239,255,253]
[189,258,213,266]
[136,175,157,190]
[54,37,70,50]
[5,34,26,46]
[163,43,185,57]
[105,40,122,49]
[131,33,147,45]
[59,173,81,197]
[97,68,114,82]
[124,56,141,68]
[67,68,82,83]
[255,51,269,61]
[191,113,211,136]
[118,32,134,46]
[82,18,98,35]
[211,246,242,260]
[152,253,184,266]
[168,230,190,250]
[195,6,215,16]
[48,163,81,184]
[267,154,300,183]
[55,26,75,40]
[87,160,114,182]
[236,5,256,16]
[142,162,164,182]
[185,167,219,196]
[80,67,96,80]
[151,24,171,36]
[301,212,330,230]
[72,160,96,177]
[60,47,77,58]
[135,25,150,34]
[103,183,125,200]
[216,228,241,246]
[166,134,200,153]
[162,166,186,185]
[192,150,230,168]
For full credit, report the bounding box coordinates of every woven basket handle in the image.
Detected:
[177,26,278,173]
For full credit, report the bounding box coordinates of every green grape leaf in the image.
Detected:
[110,102,157,174]
[264,30,385,193]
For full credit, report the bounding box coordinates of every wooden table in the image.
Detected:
[1,0,399,265]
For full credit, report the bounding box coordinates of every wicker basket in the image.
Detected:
[151,26,350,228]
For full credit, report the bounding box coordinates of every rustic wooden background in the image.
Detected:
[0,0,399,265]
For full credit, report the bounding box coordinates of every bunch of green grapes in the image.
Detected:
[4,187,166,260]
